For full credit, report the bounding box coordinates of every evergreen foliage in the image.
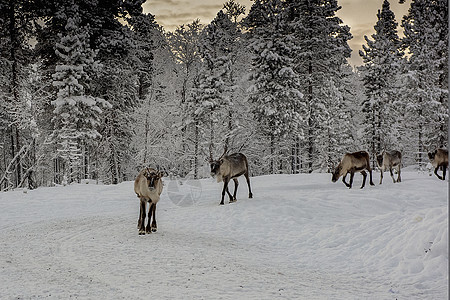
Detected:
[0,0,447,189]
[359,0,404,165]
[51,9,111,183]
[399,0,448,166]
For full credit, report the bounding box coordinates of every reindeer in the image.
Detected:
[210,146,253,205]
[428,149,448,180]
[332,151,375,189]
[134,167,164,235]
[376,150,402,184]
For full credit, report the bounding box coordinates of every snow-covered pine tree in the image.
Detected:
[339,66,365,153]
[0,0,36,189]
[284,0,352,172]
[359,0,404,166]
[168,20,204,177]
[51,8,110,184]
[127,14,181,174]
[32,0,139,184]
[127,11,156,102]
[244,0,304,174]
[87,1,143,184]
[198,10,243,165]
[219,1,248,151]
[127,12,157,169]
[399,0,448,167]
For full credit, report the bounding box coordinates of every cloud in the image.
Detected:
[143,0,411,65]
[144,0,223,30]
[145,0,181,6]
[143,0,253,31]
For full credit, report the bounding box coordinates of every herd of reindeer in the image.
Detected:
[133,147,448,235]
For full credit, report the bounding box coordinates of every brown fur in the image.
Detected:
[376,150,402,184]
[210,153,253,205]
[134,168,164,235]
[332,151,375,189]
[428,149,448,180]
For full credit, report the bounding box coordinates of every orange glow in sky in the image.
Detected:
[142,0,411,66]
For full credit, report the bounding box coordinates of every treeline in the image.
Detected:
[0,0,447,190]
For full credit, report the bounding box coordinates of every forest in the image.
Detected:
[0,0,448,190]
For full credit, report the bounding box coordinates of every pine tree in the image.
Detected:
[88,1,144,184]
[359,0,404,165]
[284,0,352,172]
[198,10,243,162]
[168,20,204,176]
[0,0,38,190]
[400,0,448,167]
[127,12,158,168]
[51,8,110,183]
[218,2,249,152]
[245,0,305,173]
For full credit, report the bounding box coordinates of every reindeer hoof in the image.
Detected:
[139,230,145,235]
[249,193,253,199]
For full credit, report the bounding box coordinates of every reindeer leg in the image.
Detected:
[434,168,444,180]
[379,169,383,185]
[220,179,229,205]
[397,165,401,182]
[360,171,367,189]
[146,203,153,234]
[369,169,375,186]
[342,173,351,188]
[348,172,354,189]
[230,178,238,202]
[226,185,234,203]
[139,200,146,235]
[223,177,234,203]
[151,203,157,232]
[389,167,395,183]
[245,172,253,198]
[137,198,142,229]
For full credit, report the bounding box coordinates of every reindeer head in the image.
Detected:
[144,168,163,191]
[428,150,437,161]
[209,145,228,177]
[210,159,223,177]
[331,164,342,182]
[376,153,384,168]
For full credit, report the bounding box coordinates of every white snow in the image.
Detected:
[0,171,447,299]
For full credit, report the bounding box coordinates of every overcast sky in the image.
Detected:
[142,0,411,66]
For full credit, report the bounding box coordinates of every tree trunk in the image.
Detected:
[194,121,199,179]
[307,60,314,173]
[144,111,149,165]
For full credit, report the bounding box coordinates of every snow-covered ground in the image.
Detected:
[0,170,447,299]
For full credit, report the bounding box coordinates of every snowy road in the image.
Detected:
[0,171,447,299]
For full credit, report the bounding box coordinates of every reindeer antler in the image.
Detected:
[209,143,214,163]
[219,144,228,159]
